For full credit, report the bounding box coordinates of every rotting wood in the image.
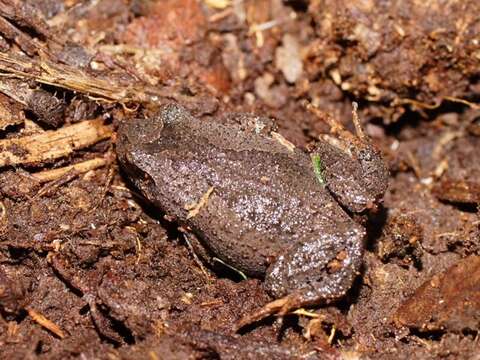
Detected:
[0,118,112,167]
[0,94,24,130]
[0,0,53,39]
[32,157,109,183]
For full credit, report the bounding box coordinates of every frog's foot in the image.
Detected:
[235,294,306,331]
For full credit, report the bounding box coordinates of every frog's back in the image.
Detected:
[117,104,356,276]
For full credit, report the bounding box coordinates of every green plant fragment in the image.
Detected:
[311,154,326,187]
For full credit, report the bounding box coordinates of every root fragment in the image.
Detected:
[32,157,108,183]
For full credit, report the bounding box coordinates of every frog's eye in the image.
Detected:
[359,149,372,161]
[159,103,193,126]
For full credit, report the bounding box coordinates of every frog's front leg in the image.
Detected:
[308,103,389,213]
[236,222,364,330]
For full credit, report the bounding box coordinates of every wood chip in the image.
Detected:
[0,118,112,167]
[393,256,480,332]
[204,0,231,9]
[186,186,215,219]
[27,308,65,338]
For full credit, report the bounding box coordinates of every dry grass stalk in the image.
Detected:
[0,52,174,105]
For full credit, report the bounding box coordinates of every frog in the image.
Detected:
[116,103,388,328]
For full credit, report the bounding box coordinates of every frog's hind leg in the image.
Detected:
[235,224,364,331]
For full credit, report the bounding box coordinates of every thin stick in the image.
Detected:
[27,308,65,338]
[32,157,108,183]
[0,52,176,104]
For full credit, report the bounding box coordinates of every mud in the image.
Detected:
[0,0,479,359]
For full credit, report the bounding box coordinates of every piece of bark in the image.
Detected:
[0,78,65,128]
[0,118,112,167]
[0,14,38,55]
[393,256,480,332]
[432,179,480,204]
[0,0,52,39]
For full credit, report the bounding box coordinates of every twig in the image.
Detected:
[33,170,77,199]
[27,307,65,338]
[32,157,108,183]
[0,118,112,167]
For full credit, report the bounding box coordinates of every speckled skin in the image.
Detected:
[117,104,387,305]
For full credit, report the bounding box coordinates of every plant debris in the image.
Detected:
[0,0,478,358]
[186,186,215,219]
[393,256,480,333]
[27,308,65,339]
[0,119,112,167]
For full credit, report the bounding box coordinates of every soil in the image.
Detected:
[0,0,479,359]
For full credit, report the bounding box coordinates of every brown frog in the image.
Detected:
[116,103,388,327]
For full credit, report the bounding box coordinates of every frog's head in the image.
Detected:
[118,103,195,146]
